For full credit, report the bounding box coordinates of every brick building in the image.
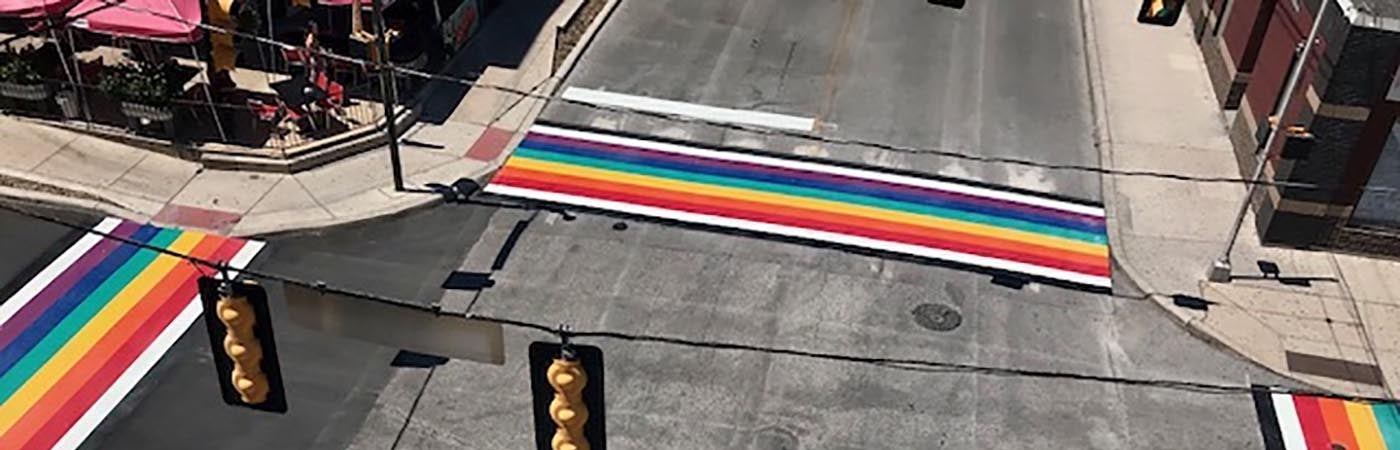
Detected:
[1189,0,1400,255]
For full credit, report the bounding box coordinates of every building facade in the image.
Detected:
[1190,0,1400,256]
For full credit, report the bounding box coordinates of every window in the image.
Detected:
[1351,120,1400,229]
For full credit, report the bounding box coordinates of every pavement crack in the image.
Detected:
[815,0,863,128]
[776,40,797,94]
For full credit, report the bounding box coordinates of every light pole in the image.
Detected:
[369,0,405,192]
[1207,1,1329,282]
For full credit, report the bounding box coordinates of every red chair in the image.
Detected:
[282,47,312,72]
[313,71,347,123]
[247,98,282,133]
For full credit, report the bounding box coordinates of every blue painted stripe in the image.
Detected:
[519,137,1107,235]
[0,225,161,378]
[1374,403,1400,450]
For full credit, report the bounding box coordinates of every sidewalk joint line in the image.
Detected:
[289,174,336,219]
[106,153,150,188]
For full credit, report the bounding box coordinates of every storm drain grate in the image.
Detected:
[911,303,962,332]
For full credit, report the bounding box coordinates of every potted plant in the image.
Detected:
[0,57,49,101]
[98,61,181,124]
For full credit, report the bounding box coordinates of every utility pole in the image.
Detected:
[1207,1,1329,282]
[367,0,405,191]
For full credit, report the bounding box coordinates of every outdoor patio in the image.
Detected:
[0,0,442,169]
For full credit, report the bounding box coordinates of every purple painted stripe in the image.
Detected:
[0,221,139,351]
[525,131,1104,226]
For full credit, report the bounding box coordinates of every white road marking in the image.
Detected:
[1270,393,1308,450]
[530,125,1106,217]
[0,218,122,326]
[483,185,1112,288]
[55,240,265,450]
[563,87,817,132]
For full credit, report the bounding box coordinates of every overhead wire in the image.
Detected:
[1,201,1394,404]
[3,1,1395,404]
[51,0,1400,197]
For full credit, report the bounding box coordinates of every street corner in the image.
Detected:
[151,203,244,235]
[464,126,515,163]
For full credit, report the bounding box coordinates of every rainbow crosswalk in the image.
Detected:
[1256,390,1400,449]
[484,124,1111,289]
[0,218,262,450]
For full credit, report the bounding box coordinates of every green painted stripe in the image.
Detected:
[514,147,1109,246]
[0,229,181,403]
[1373,403,1400,450]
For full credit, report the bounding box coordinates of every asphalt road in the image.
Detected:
[542,0,1100,201]
[83,204,496,450]
[0,203,494,450]
[347,208,1299,450]
[0,1,1292,448]
[336,1,1299,448]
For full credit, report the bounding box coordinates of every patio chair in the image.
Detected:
[313,71,346,121]
[282,47,312,74]
[247,98,286,136]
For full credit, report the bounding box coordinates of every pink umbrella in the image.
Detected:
[0,0,79,19]
[66,0,202,42]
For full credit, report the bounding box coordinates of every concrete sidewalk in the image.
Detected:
[0,0,614,237]
[1087,0,1400,397]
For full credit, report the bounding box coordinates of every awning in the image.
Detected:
[66,0,202,42]
[316,0,397,8]
[0,0,78,19]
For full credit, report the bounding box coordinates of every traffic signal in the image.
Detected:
[927,0,965,9]
[1138,0,1185,26]
[530,341,604,450]
[197,277,287,413]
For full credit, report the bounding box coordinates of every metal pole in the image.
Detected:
[1207,0,1329,282]
[370,0,405,191]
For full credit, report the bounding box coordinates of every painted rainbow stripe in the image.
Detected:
[0,218,263,450]
[483,125,1111,288]
[1255,390,1400,449]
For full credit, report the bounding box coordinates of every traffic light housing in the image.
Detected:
[198,277,287,413]
[1138,0,1185,26]
[530,342,604,450]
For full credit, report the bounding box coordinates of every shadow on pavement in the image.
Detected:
[414,0,563,124]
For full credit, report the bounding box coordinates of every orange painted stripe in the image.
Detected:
[26,238,245,450]
[0,235,221,447]
[1320,397,1361,450]
[495,167,1109,274]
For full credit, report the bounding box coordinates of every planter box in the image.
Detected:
[119,101,174,123]
[0,82,49,101]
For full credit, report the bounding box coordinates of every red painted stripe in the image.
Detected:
[524,132,1107,225]
[1293,395,1333,450]
[495,171,1108,276]
[21,238,245,450]
[494,171,1109,276]
[0,236,228,448]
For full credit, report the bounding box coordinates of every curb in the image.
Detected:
[236,194,445,239]
[1076,0,1323,391]
[0,168,148,222]
[0,0,622,238]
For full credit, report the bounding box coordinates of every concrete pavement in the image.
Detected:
[0,0,617,238]
[1088,0,1400,398]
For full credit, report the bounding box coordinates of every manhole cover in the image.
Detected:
[911,303,962,332]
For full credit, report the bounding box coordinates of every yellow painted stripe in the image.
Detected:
[1348,400,1388,450]
[0,231,206,435]
[506,158,1109,258]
